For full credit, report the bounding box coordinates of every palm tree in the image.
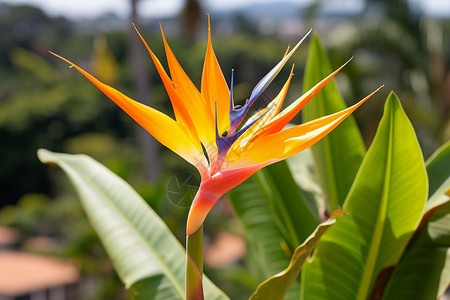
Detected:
[128,0,160,181]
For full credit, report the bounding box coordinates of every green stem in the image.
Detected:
[186,225,204,300]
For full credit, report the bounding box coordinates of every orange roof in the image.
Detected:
[0,227,19,246]
[0,251,79,296]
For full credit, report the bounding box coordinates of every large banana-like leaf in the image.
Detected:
[228,176,299,300]
[426,140,450,206]
[286,149,325,218]
[379,143,450,299]
[302,33,366,212]
[256,162,319,248]
[381,192,450,300]
[249,209,344,300]
[228,161,319,300]
[38,149,229,300]
[301,93,428,300]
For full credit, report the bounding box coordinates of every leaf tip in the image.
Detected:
[37,149,58,168]
[37,148,51,162]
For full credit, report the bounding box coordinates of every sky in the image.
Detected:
[0,0,305,19]
[0,0,449,19]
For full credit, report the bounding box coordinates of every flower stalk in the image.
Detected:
[186,225,204,300]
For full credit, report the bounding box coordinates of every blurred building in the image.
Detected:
[0,228,79,300]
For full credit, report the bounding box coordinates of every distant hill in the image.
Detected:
[210,1,304,20]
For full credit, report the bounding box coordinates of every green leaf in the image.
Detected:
[301,93,428,300]
[37,149,228,300]
[249,210,345,300]
[426,140,450,205]
[286,149,325,218]
[229,162,319,300]
[381,194,450,300]
[256,162,320,248]
[302,33,366,212]
[228,175,299,300]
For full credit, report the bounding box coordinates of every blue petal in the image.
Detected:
[229,69,235,112]
[228,29,311,136]
[249,29,311,103]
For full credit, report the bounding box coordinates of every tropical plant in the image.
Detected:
[39,19,449,300]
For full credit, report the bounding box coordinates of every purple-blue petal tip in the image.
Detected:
[218,104,275,161]
[229,69,235,112]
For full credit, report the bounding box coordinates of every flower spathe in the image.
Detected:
[51,20,381,236]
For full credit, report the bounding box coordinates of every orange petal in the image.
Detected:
[160,26,216,151]
[133,25,200,145]
[50,52,209,175]
[233,65,294,153]
[257,58,351,137]
[201,16,230,135]
[229,87,382,169]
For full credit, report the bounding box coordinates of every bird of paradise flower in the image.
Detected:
[51,19,381,300]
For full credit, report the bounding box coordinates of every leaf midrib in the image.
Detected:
[356,102,394,300]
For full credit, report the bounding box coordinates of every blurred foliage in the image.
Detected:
[0,3,71,68]
[310,0,450,156]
